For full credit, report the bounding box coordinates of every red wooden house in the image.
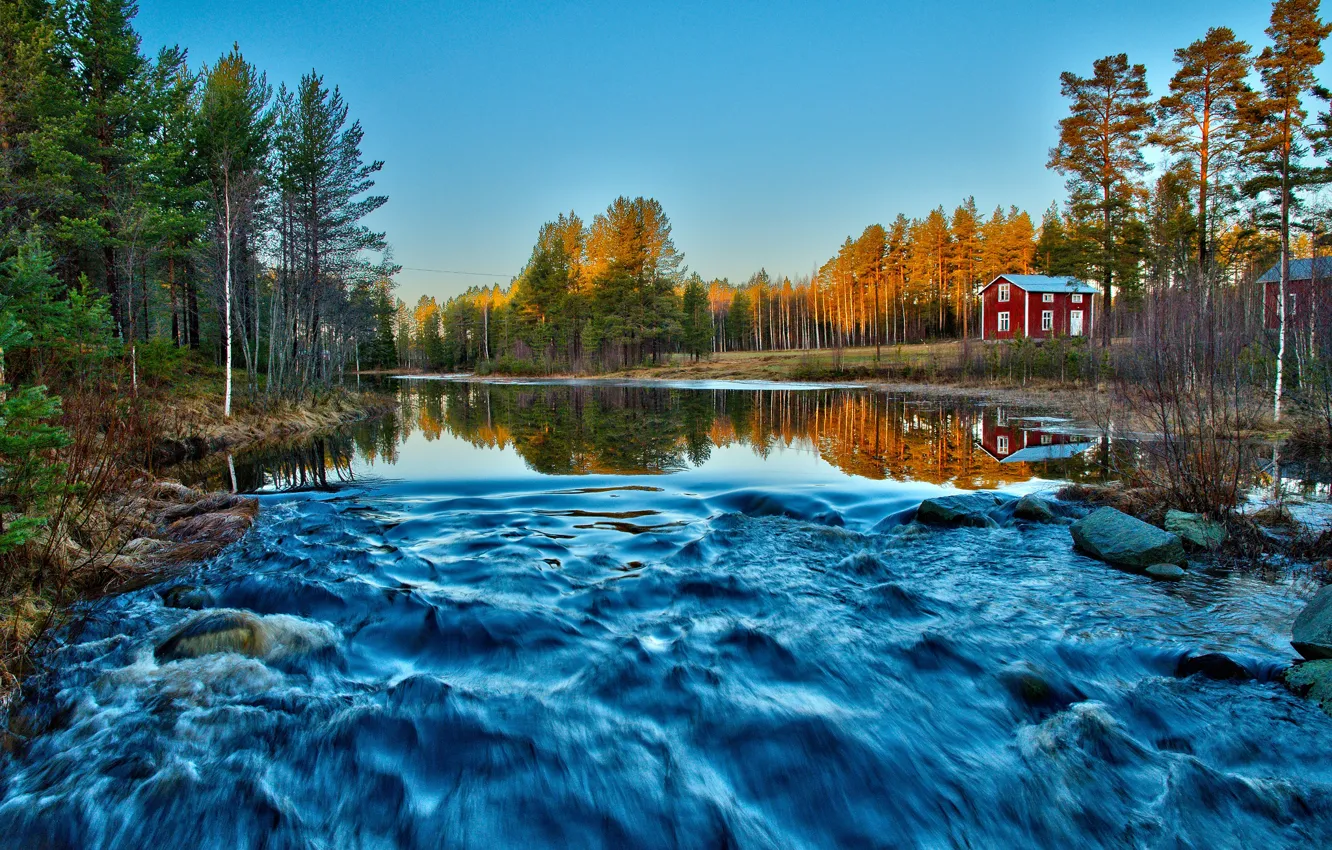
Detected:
[1259,258,1331,330]
[978,275,1099,341]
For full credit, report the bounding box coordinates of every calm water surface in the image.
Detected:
[3,379,1330,848]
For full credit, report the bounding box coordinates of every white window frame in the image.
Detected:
[1071,293,1083,304]
[1041,310,1053,331]
[997,435,1009,454]
[998,283,1011,303]
[998,311,1010,332]
[1042,293,1054,303]
[1041,433,1053,445]
[1290,292,1298,317]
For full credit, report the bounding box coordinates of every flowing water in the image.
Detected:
[3,380,1331,848]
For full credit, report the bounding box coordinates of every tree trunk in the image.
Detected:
[224,168,233,420]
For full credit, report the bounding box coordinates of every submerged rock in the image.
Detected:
[1175,652,1252,681]
[1069,507,1186,571]
[160,584,214,610]
[997,662,1085,716]
[1292,585,1332,660]
[916,492,1014,528]
[1145,563,1185,582]
[1013,494,1057,523]
[1164,509,1227,551]
[1282,659,1332,716]
[154,610,270,661]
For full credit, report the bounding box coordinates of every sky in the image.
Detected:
[135,0,1285,305]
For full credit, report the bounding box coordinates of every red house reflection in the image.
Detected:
[976,409,1094,463]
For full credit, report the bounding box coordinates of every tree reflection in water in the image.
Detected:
[182,381,1127,492]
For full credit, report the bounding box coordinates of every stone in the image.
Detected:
[1070,507,1186,570]
[1292,585,1332,660]
[158,492,252,523]
[1013,494,1058,523]
[997,662,1084,716]
[1145,563,1185,581]
[154,610,270,662]
[916,492,1013,528]
[160,585,214,610]
[1175,652,1252,681]
[1164,509,1227,551]
[165,503,257,546]
[1282,659,1332,716]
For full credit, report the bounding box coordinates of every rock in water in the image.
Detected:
[1176,652,1252,681]
[1283,660,1332,716]
[1292,585,1332,660]
[1145,563,1185,581]
[154,610,270,661]
[916,492,1013,528]
[1013,495,1057,523]
[1164,509,1227,551]
[1069,507,1186,570]
[160,585,214,610]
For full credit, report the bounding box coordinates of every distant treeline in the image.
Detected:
[396,0,1332,372]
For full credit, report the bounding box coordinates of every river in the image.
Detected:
[2,379,1330,848]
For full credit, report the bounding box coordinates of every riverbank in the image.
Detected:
[0,384,396,720]
[473,344,1104,410]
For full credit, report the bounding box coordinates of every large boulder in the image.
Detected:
[154,610,270,662]
[1164,509,1227,551]
[1013,494,1058,523]
[916,492,1014,528]
[1070,507,1186,570]
[1292,585,1332,660]
[1283,660,1332,716]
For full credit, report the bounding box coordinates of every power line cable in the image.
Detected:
[399,265,511,278]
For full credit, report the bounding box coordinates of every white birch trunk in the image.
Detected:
[224,168,233,420]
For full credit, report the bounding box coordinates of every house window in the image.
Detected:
[1042,293,1054,303]
[998,312,1010,332]
[1041,310,1053,331]
[997,435,1009,454]
[1041,433,1053,445]
[998,283,1011,302]
[1290,293,1298,317]
[1071,293,1083,304]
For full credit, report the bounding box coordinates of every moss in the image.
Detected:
[1283,660,1332,717]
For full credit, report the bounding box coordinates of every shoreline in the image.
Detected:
[0,388,397,723]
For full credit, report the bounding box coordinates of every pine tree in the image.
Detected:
[1155,28,1254,281]
[1048,54,1153,344]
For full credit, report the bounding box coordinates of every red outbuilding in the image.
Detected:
[1259,257,1331,330]
[978,274,1099,341]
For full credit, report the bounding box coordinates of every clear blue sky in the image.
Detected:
[136,0,1282,304]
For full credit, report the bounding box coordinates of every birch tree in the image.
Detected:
[196,47,272,418]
